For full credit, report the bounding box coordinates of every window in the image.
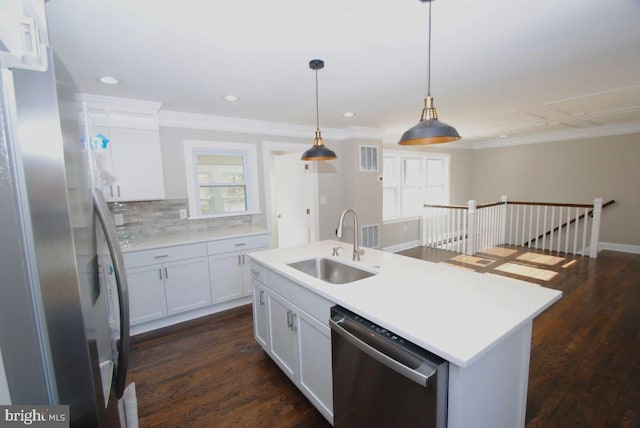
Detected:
[184,141,260,219]
[383,152,449,221]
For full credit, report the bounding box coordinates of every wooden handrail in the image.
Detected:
[476,201,505,209]
[424,203,468,209]
[508,201,593,208]
[523,199,615,247]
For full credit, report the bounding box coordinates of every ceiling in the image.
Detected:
[46,0,640,148]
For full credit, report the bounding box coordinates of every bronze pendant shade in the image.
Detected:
[301,59,337,161]
[399,0,461,146]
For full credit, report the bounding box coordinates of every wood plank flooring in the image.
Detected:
[128,247,640,427]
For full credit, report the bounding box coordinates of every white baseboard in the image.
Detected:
[598,242,640,254]
[383,240,422,253]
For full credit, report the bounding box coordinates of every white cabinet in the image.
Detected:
[207,235,269,303]
[124,243,211,325]
[93,126,165,202]
[296,309,333,417]
[163,257,211,315]
[126,264,168,324]
[267,291,299,380]
[251,280,269,350]
[250,261,334,423]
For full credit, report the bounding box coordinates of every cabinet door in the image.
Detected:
[126,264,167,325]
[297,310,333,419]
[90,125,118,201]
[108,127,165,201]
[252,280,269,350]
[267,292,298,381]
[209,253,243,303]
[164,256,211,315]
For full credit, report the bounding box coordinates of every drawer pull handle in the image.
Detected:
[235,243,246,247]
[259,290,265,305]
[164,267,169,279]
[158,268,163,280]
[154,255,169,259]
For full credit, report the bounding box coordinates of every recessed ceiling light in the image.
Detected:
[499,134,508,138]
[224,95,239,102]
[343,112,355,118]
[98,76,119,85]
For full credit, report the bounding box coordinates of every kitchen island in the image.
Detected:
[247,240,562,428]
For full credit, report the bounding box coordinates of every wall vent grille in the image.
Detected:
[359,145,378,172]
[361,224,380,248]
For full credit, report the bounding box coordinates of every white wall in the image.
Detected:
[158,126,345,240]
[471,133,640,246]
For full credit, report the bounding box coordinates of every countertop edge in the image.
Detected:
[121,229,269,252]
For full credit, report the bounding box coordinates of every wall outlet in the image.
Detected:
[179,208,188,219]
[113,213,124,226]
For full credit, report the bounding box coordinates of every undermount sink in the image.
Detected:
[287,257,375,284]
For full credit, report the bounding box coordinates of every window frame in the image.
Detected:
[183,140,260,219]
[382,151,450,223]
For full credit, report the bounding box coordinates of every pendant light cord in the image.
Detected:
[427,0,432,97]
[315,69,320,131]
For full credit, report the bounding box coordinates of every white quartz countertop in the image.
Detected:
[248,240,562,368]
[120,226,269,252]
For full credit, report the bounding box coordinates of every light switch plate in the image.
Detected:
[179,208,188,219]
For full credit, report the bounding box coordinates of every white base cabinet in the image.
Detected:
[250,260,334,424]
[208,235,269,303]
[124,243,211,325]
[124,233,270,332]
[251,280,269,350]
[164,257,211,315]
[126,264,168,324]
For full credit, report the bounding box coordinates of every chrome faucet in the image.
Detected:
[336,209,365,261]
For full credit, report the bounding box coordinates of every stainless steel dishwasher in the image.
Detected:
[330,306,448,428]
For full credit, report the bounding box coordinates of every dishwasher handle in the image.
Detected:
[330,318,436,387]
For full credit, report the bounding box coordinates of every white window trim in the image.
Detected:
[382,150,450,223]
[183,140,260,219]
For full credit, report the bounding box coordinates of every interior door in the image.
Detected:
[274,153,311,248]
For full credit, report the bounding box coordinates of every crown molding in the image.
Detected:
[160,108,640,149]
[158,109,388,141]
[77,94,161,114]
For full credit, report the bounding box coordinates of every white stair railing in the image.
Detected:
[423,196,606,258]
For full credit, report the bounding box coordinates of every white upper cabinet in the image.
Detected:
[80,94,165,202]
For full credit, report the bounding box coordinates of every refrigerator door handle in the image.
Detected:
[93,188,130,400]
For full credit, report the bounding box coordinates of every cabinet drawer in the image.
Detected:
[207,234,270,255]
[264,268,333,327]
[124,243,207,268]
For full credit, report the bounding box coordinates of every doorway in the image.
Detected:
[263,142,319,248]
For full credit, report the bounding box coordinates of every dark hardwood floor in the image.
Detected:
[128,247,640,427]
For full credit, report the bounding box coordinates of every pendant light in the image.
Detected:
[399,0,461,145]
[301,59,337,161]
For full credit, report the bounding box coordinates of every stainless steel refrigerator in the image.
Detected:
[0,1,131,426]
